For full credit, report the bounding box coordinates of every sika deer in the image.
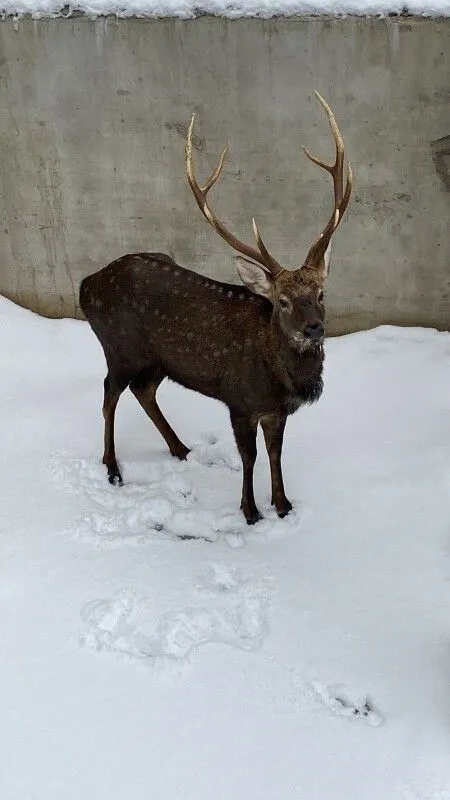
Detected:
[79,92,352,524]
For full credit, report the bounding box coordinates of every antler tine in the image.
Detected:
[252,219,284,276]
[302,92,352,269]
[185,114,283,277]
[303,91,345,203]
[200,142,229,194]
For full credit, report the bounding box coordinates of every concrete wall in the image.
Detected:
[0,16,449,334]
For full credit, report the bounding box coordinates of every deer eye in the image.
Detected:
[279,296,289,309]
[318,291,324,303]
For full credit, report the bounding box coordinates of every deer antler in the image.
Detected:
[185,115,283,277]
[302,91,353,270]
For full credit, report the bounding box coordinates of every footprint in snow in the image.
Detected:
[47,450,303,546]
[79,565,273,664]
[310,681,384,726]
[189,438,240,472]
[196,561,253,594]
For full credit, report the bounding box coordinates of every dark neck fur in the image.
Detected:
[266,323,325,409]
[286,344,324,404]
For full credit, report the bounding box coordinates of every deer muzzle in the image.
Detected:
[304,322,325,341]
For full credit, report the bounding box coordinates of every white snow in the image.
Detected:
[3,0,450,19]
[2,293,450,800]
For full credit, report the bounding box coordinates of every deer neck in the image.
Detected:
[266,322,325,402]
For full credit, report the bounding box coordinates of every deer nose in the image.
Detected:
[304,322,324,340]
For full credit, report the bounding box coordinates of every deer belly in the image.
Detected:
[162,348,223,399]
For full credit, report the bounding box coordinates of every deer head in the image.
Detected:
[185,92,352,350]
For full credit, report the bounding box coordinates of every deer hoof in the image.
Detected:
[107,468,123,487]
[274,498,293,518]
[172,445,191,461]
[244,509,264,526]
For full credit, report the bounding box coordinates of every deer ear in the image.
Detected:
[235,257,274,299]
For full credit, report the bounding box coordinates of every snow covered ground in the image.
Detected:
[1,293,450,800]
[3,0,450,19]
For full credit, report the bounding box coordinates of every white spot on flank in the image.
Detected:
[227,291,233,298]
[174,270,180,277]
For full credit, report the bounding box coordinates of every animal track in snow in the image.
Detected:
[400,781,450,800]
[196,561,249,594]
[310,681,384,726]
[79,563,273,664]
[48,444,305,547]
[188,438,241,472]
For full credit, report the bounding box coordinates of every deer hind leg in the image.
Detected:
[260,413,292,518]
[129,368,190,461]
[229,410,262,525]
[102,372,128,486]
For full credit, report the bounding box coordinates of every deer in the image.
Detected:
[79,92,352,525]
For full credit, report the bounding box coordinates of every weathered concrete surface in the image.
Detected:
[0,17,449,333]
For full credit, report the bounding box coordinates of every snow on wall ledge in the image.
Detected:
[3,0,450,19]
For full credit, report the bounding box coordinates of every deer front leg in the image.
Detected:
[229,411,262,525]
[260,413,292,518]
